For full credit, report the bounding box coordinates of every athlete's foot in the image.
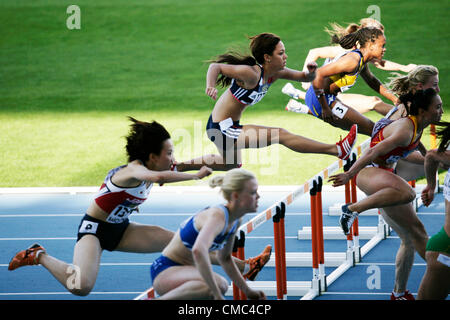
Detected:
[281,83,304,99]
[243,245,272,281]
[390,290,415,300]
[8,243,46,271]
[285,99,310,114]
[336,124,358,160]
[339,204,358,235]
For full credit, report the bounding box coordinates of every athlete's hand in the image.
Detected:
[328,172,351,187]
[421,184,435,207]
[206,87,218,100]
[306,61,318,74]
[245,289,267,300]
[321,107,334,124]
[196,166,213,179]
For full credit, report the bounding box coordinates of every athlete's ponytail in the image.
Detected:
[388,65,439,96]
[209,33,281,88]
[337,27,383,50]
[209,168,256,201]
[399,88,438,116]
[326,18,384,45]
[210,52,257,88]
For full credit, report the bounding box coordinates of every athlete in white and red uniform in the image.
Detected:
[8,117,271,297]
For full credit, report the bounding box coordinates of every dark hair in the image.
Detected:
[125,117,171,163]
[210,33,281,87]
[399,88,439,116]
[336,27,384,49]
[327,19,384,45]
[437,122,450,152]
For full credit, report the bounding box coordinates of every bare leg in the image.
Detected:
[177,154,239,171]
[39,235,102,296]
[115,223,247,272]
[417,251,450,299]
[395,159,425,182]
[238,124,339,156]
[115,223,174,253]
[355,167,428,295]
[337,93,394,116]
[153,265,228,300]
[349,167,416,213]
[328,102,375,136]
[379,209,416,293]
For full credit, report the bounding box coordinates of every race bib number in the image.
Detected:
[106,205,135,223]
[79,220,99,234]
[332,101,349,119]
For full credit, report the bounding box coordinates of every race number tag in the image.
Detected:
[106,205,135,223]
[332,101,349,119]
[78,220,99,234]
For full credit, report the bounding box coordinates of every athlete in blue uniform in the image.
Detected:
[176,33,357,171]
[151,168,267,300]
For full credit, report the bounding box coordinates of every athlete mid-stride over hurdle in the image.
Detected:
[151,168,267,300]
[8,117,271,296]
[329,88,443,300]
[176,32,357,172]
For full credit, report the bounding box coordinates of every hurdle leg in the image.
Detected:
[232,236,241,300]
[350,176,361,263]
[237,233,247,300]
[278,203,288,298]
[309,182,321,295]
[273,208,286,300]
[315,177,326,292]
[344,180,355,265]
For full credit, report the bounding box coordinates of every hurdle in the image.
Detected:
[225,138,377,300]
[135,130,435,300]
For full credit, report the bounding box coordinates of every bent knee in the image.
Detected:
[69,285,93,296]
[217,276,229,295]
[68,278,95,296]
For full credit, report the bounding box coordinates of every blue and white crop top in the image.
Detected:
[179,204,239,251]
[229,65,273,105]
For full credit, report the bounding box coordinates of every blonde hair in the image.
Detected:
[325,18,384,45]
[388,65,439,96]
[209,168,256,201]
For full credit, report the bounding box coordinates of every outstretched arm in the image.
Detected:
[277,61,318,82]
[329,120,414,186]
[127,163,212,184]
[217,227,266,300]
[372,60,417,73]
[360,64,399,105]
[302,46,345,71]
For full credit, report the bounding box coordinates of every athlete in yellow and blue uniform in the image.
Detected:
[304,27,398,136]
[305,48,365,117]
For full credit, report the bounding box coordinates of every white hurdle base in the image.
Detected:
[266,252,346,267]
[225,281,312,297]
[298,226,378,240]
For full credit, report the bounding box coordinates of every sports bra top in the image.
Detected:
[370,116,422,164]
[179,204,239,251]
[328,49,365,93]
[229,64,273,105]
[94,165,153,223]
